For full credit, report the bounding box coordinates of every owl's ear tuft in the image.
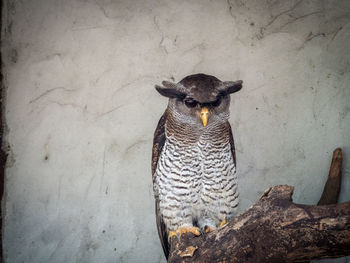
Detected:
[221,80,243,95]
[155,81,186,99]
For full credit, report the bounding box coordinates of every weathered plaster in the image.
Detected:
[1,0,350,262]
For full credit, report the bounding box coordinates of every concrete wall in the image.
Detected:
[2,0,350,262]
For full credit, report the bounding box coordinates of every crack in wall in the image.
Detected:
[29,86,78,104]
[258,0,304,39]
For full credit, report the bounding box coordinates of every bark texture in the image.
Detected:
[168,185,350,263]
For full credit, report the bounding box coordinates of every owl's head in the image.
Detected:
[155,74,242,128]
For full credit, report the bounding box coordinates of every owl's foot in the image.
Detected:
[168,226,201,239]
[219,219,227,228]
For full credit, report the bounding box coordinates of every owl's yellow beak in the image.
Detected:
[200,107,209,127]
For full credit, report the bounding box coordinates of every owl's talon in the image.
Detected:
[219,219,227,228]
[168,230,177,239]
[168,226,201,240]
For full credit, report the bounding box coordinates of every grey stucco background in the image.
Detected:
[1,0,350,262]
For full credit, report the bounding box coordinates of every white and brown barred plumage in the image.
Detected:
[152,74,242,259]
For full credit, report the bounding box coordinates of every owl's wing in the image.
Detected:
[152,113,166,179]
[228,122,237,166]
[151,113,169,259]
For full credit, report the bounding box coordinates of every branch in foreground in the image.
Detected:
[168,185,350,263]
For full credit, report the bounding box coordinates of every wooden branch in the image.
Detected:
[168,185,350,263]
[167,148,348,262]
[318,148,343,205]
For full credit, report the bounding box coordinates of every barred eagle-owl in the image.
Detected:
[152,73,242,258]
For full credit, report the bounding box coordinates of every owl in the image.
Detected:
[151,73,242,259]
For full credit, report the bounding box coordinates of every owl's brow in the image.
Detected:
[184,93,223,102]
[198,97,223,108]
[173,93,186,100]
[202,94,224,104]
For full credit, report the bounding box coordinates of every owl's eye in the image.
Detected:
[184,98,198,108]
[211,96,222,107]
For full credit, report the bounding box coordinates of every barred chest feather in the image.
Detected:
[154,129,239,232]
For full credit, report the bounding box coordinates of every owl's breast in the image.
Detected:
[154,133,238,230]
[155,134,236,196]
[154,136,200,199]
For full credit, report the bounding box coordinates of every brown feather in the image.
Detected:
[152,113,166,177]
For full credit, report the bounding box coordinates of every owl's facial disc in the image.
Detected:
[200,107,209,127]
[183,97,224,127]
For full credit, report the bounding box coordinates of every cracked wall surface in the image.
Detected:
[1,0,350,262]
